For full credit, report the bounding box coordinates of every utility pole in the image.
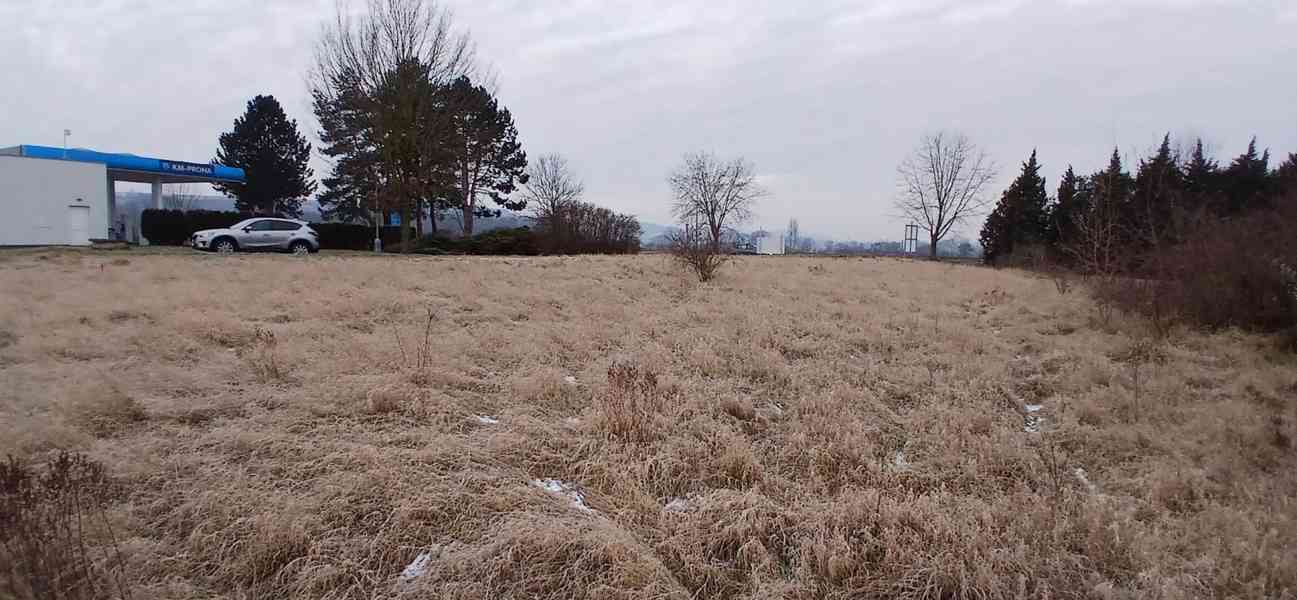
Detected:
[369,194,382,253]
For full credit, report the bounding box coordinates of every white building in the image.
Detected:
[754,230,786,255]
[0,145,244,246]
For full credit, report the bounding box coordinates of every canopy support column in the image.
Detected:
[151,177,163,209]
[106,177,117,240]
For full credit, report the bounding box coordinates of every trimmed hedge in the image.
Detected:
[413,227,539,256]
[141,209,246,246]
[309,222,403,250]
[141,209,540,254]
[140,209,402,250]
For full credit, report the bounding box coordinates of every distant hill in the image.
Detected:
[637,221,677,246]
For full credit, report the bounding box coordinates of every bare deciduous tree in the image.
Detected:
[314,0,475,103]
[163,184,202,211]
[668,224,727,282]
[895,132,997,259]
[522,153,584,251]
[668,152,764,251]
[1065,206,1122,325]
[523,153,584,222]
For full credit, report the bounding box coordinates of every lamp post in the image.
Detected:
[371,195,382,253]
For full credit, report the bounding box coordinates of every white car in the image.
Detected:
[190,218,320,254]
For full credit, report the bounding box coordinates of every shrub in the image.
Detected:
[63,386,147,437]
[141,209,403,250]
[594,361,670,442]
[141,209,245,245]
[310,223,402,250]
[0,452,129,600]
[668,228,728,282]
[413,228,539,256]
[246,328,287,383]
[533,201,642,254]
[1108,201,1297,335]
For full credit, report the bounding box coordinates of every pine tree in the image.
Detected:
[979,149,1049,264]
[1181,138,1219,214]
[1221,137,1271,214]
[979,200,1012,265]
[313,68,381,224]
[1275,153,1297,197]
[1131,134,1184,248]
[214,95,316,217]
[442,75,529,236]
[1094,148,1133,231]
[1047,166,1085,253]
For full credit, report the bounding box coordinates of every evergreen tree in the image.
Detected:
[214,95,316,217]
[1275,152,1297,196]
[1047,165,1086,253]
[1093,147,1134,230]
[979,149,1049,264]
[371,58,459,242]
[313,68,381,224]
[1181,138,1219,214]
[1131,134,1183,248]
[442,75,529,236]
[1221,137,1271,214]
[979,201,1012,265]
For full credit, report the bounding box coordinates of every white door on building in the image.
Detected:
[67,205,90,245]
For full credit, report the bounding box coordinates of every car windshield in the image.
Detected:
[230,219,259,230]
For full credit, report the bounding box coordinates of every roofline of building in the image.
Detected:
[3,144,246,183]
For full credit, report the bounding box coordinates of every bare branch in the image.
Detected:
[522,153,585,223]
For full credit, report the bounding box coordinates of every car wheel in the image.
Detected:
[290,241,311,256]
[213,238,237,254]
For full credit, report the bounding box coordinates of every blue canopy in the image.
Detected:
[9,144,245,183]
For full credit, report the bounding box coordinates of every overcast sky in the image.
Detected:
[3,0,1295,240]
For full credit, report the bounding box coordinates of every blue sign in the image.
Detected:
[159,160,215,177]
[389,213,401,226]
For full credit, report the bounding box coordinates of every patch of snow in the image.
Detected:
[563,375,578,385]
[1023,405,1044,433]
[893,450,910,470]
[1074,467,1097,494]
[400,552,432,581]
[532,478,593,512]
[664,498,690,513]
[475,415,499,425]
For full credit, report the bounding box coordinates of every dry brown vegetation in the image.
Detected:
[1,248,1295,599]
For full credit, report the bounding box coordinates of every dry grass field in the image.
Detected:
[2,249,1296,599]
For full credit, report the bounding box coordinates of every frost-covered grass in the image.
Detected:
[1,249,1295,599]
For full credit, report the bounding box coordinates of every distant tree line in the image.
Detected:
[980,135,1297,334]
[980,136,1296,268]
